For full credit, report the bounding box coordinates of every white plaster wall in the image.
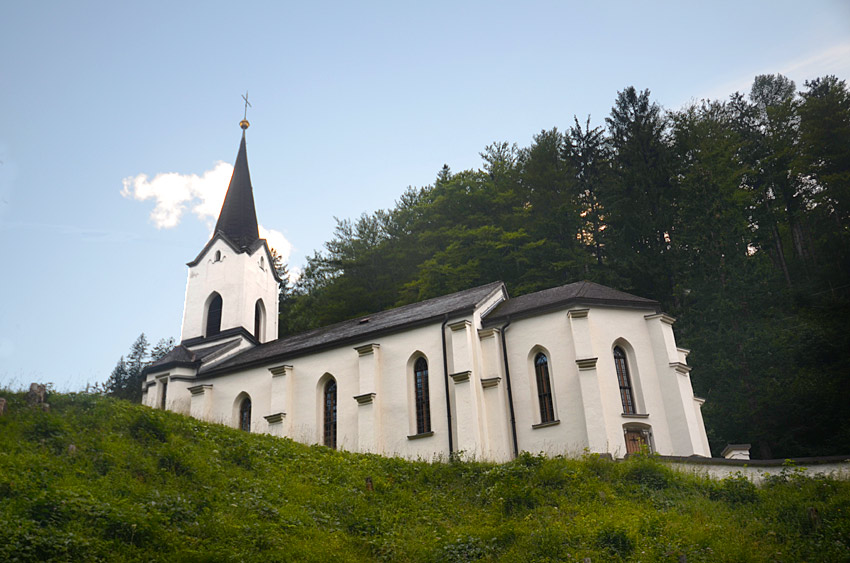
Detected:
[180,238,278,342]
[587,308,673,456]
[503,306,707,459]
[502,312,588,457]
[667,460,850,484]
[156,295,708,462]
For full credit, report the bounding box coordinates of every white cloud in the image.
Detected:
[121,161,233,228]
[259,225,292,263]
[122,164,296,275]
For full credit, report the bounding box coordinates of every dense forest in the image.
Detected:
[274,74,850,460]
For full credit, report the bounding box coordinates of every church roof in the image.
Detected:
[213,131,259,249]
[197,281,507,377]
[143,340,236,374]
[482,280,659,326]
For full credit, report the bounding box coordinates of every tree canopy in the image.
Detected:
[277,75,850,459]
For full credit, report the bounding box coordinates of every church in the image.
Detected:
[142,121,711,462]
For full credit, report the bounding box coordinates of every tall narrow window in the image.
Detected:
[160,380,168,410]
[614,347,636,414]
[239,397,252,432]
[535,353,555,423]
[414,357,431,434]
[323,379,337,449]
[254,299,265,341]
[206,293,222,337]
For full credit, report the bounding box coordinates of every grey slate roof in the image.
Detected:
[198,281,507,377]
[214,131,260,249]
[144,340,235,375]
[482,280,659,326]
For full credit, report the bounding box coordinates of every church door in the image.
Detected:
[624,429,647,454]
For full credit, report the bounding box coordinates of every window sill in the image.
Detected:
[407,431,434,440]
[532,420,560,429]
[621,413,649,419]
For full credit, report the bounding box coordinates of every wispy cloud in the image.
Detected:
[121,162,233,229]
[696,41,850,104]
[122,163,294,265]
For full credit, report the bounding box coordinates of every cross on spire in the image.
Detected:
[240,91,252,130]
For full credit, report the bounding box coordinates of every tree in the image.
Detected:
[106,334,175,403]
[603,87,677,305]
[565,116,611,269]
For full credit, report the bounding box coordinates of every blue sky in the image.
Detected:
[2,1,849,390]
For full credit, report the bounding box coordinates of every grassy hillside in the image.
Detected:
[0,392,848,562]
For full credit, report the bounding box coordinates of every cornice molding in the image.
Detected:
[477,328,500,339]
[354,343,380,356]
[353,392,376,405]
[480,377,501,389]
[264,412,286,424]
[575,357,598,370]
[268,365,292,377]
[645,312,677,325]
[669,362,692,375]
[450,370,471,383]
[448,320,472,332]
[187,384,213,396]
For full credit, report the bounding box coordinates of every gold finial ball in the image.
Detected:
[240,119,250,130]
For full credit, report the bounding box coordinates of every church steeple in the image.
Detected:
[179,115,280,345]
[214,122,259,249]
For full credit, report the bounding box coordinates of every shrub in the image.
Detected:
[129,410,169,443]
[596,526,634,558]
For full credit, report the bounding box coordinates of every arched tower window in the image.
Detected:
[535,352,555,423]
[254,299,265,341]
[414,357,431,434]
[214,250,221,262]
[614,346,636,415]
[323,378,337,449]
[206,292,222,337]
[239,396,252,432]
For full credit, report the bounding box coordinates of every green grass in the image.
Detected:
[0,391,848,562]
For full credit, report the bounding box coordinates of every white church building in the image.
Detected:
[142,123,711,462]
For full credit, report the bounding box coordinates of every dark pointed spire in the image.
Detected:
[214,124,259,249]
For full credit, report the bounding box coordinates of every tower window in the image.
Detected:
[214,250,222,262]
[414,357,431,434]
[614,346,636,415]
[206,293,222,337]
[534,352,555,423]
[254,299,265,341]
[323,378,337,449]
[239,396,252,432]
[259,256,265,270]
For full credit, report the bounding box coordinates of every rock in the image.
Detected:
[0,397,6,416]
[27,383,47,406]
[40,403,50,413]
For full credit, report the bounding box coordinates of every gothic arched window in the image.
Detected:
[239,396,252,432]
[254,299,265,341]
[206,293,222,337]
[323,378,337,449]
[535,352,555,423]
[614,346,636,415]
[414,357,431,434]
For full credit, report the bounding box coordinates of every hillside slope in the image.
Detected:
[0,392,848,562]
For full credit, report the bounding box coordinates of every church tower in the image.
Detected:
[179,119,280,348]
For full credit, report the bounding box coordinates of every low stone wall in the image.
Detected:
[657,455,850,483]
